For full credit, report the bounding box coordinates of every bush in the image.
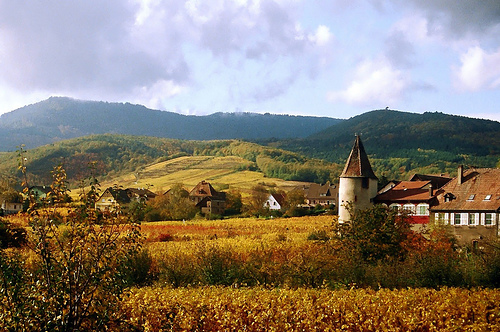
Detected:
[0,219,27,248]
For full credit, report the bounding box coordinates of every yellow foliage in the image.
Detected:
[121,286,500,331]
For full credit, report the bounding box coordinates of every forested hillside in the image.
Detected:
[0,97,341,151]
[269,109,500,180]
[0,135,338,187]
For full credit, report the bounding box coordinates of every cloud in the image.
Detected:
[0,0,331,111]
[327,58,409,106]
[454,46,500,92]
[403,0,500,39]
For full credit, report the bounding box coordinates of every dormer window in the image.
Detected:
[484,195,492,201]
[467,194,475,201]
[444,193,455,202]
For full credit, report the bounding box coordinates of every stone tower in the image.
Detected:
[338,135,378,223]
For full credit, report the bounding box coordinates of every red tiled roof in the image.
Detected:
[432,168,500,212]
[375,181,433,203]
[340,136,377,179]
[271,193,286,206]
[409,174,451,189]
[301,181,338,200]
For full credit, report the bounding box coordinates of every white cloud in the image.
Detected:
[454,46,500,92]
[309,25,333,47]
[328,58,408,106]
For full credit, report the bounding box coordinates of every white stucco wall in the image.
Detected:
[338,177,378,223]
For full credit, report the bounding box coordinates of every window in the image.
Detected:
[403,204,415,214]
[437,213,445,222]
[467,194,475,201]
[390,204,399,212]
[362,177,369,189]
[454,213,461,225]
[485,213,493,225]
[444,193,455,202]
[417,204,429,216]
[484,195,492,201]
[468,213,476,225]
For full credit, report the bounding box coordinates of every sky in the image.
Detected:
[0,0,499,121]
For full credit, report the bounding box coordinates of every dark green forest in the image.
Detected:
[0,97,340,151]
[267,109,500,179]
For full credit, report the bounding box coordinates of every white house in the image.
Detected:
[264,193,286,211]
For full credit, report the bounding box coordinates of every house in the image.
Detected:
[374,180,437,230]
[27,185,52,203]
[338,136,378,223]
[374,174,451,229]
[299,182,337,209]
[264,193,286,211]
[95,187,156,211]
[430,166,500,246]
[1,199,23,215]
[189,181,226,215]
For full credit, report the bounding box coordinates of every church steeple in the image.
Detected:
[340,135,377,179]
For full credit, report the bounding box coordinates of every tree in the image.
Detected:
[0,150,142,331]
[224,190,243,216]
[245,184,269,216]
[148,183,197,220]
[283,188,306,217]
[335,204,412,262]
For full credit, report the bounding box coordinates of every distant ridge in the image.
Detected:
[270,109,500,177]
[0,97,342,151]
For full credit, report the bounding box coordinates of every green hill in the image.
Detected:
[266,109,500,179]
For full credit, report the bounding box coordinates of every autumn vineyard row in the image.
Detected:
[121,286,500,331]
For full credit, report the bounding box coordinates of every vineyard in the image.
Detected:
[2,208,500,330]
[121,286,500,331]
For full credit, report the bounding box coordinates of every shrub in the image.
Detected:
[0,219,27,248]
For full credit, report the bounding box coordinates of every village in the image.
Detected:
[2,136,498,248]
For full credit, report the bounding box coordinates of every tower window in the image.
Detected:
[362,177,369,189]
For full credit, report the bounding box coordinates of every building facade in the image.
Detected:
[430,166,500,246]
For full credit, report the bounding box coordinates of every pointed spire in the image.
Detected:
[340,135,377,179]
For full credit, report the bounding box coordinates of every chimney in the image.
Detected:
[457,165,463,185]
[429,184,433,197]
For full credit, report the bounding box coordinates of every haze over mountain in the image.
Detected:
[0,97,341,151]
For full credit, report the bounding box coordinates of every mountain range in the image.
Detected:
[0,97,341,151]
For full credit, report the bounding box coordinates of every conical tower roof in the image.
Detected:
[340,135,377,179]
